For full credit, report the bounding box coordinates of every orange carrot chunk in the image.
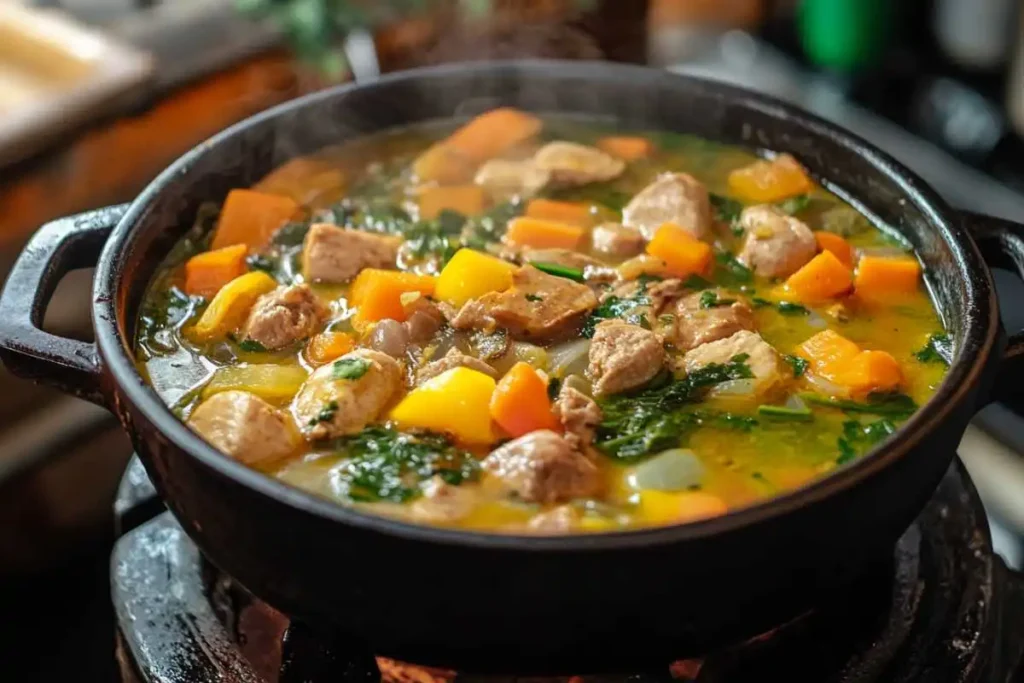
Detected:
[525,199,595,227]
[796,330,903,397]
[855,255,922,303]
[489,362,560,437]
[306,331,355,365]
[645,223,713,279]
[184,244,249,298]
[842,350,904,396]
[418,185,487,219]
[596,136,655,161]
[445,108,543,163]
[676,492,729,523]
[505,217,585,249]
[785,251,853,302]
[412,143,476,185]
[814,231,854,268]
[211,189,299,251]
[727,153,813,203]
[350,269,438,327]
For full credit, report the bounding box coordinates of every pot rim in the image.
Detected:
[92,59,1001,551]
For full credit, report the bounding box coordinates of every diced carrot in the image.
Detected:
[505,217,585,249]
[727,153,813,203]
[445,108,543,163]
[814,231,854,268]
[525,199,595,227]
[252,157,347,207]
[855,255,921,303]
[842,350,903,396]
[596,136,654,161]
[645,223,713,278]
[489,362,560,438]
[418,185,487,219]
[412,143,476,185]
[785,251,853,303]
[184,244,248,298]
[350,269,438,327]
[211,189,299,251]
[306,331,355,365]
[797,329,861,369]
[639,490,728,526]
[796,330,904,397]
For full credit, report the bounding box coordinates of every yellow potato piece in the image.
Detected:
[434,249,516,308]
[389,367,496,444]
[201,364,309,403]
[189,271,277,342]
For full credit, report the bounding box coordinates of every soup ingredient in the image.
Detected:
[727,153,813,203]
[596,136,654,161]
[629,448,704,491]
[796,330,902,397]
[548,338,592,378]
[369,320,410,358]
[784,251,854,303]
[202,364,309,402]
[914,333,952,365]
[413,143,476,185]
[736,205,816,278]
[349,269,438,325]
[683,331,782,392]
[409,476,480,524]
[254,157,346,206]
[301,223,399,283]
[434,248,517,307]
[490,362,560,437]
[243,284,328,350]
[444,107,543,164]
[306,331,355,365]
[390,367,497,444]
[669,288,756,351]
[854,255,922,301]
[292,349,403,440]
[757,404,813,421]
[525,199,595,227]
[836,418,898,464]
[820,205,871,236]
[646,223,713,279]
[588,320,665,396]
[210,189,299,250]
[592,222,645,257]
[802,393,916,418]
[638,490,727,525]
[184,244,249,298]
[524,249,601,274]
[482,430,601,503]
[529,262,586,282]
[814,231,854,268]
[450,266,598,343]
[418,185,487,220]
[622,173,713,241]
[188,390,300,464]
[553,384,602,450]
[190,271,278,342]
[505,216,585,249]
[533,141,626,186]
[418,348,497,383]
[474,159,550,197]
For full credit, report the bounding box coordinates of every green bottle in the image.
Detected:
[797,0,892,72]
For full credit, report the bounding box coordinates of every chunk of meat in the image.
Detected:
[409,476,479,524]
[451,265,598,343]
[474,158,550,197]
[527,505,580,534]
[622,173,713,241]
[682,330,783,391]
[243,284,328,350]
[302,223,399,283]
[189,391,299,464]
[553,384,602,450]
[736,205,816,278]
[291,349,403,440]
[522,248,603,271]
[588,320,665,396]
[670,288,756,351]
[532,141,625,186]
[483,430,601,504]
[592,222,645,257]
[417,347,497,383]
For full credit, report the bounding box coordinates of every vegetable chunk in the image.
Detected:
[211,189,299,250]
[490,362,560,437]
[190,271,278,342]
[390,367,497,444]
[434,248,517,307]
[184,244,248,298]
[727,154,813,203]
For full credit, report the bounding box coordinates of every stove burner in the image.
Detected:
[111,458,1024,682]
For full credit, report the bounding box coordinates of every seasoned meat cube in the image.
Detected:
[588,320,665,396]
[622,173,713,241]
[417,347,497,383]
[522,248,603,272]
[670,288,756,351]
[592,222,645,257]
[483,430,601,504]
[527,505,581,534]
[474,158,550,197]
[291,349,403,440]
[682,330,783,391]
[451,265,598,343]
[243,284,327,350]
[532,141,625,186]
[553,384,602,450]
[736,205,816,278]
[189,391,299,465]
[302,223,399,283]
[409,476,479,524]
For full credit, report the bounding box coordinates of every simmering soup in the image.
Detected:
[136,109,949,533]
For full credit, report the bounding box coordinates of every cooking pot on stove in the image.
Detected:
[0,61,1022,673]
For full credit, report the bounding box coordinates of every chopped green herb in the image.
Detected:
[246,253,278,274]
[525,293,544,302]
[658,313,676,325]
[332,357,371,381]
[800,391,917,417]
[783,354,809,377]
[546,377,563,401]
[308,400,339,427]
[582,277,655,337]
[699,290,736,309]
[462,199,523,249]
[236,338,267,353]
[531,261,585,282]
[913,333,951,366]
[137,287,206,357]
[775,194,810,215]
[836,418,896,464]
[751,296,772,308]
[713,250,753,287]
[682,274,712,290]
[271,221,312,247]
[546,183,631,213]
[758,404,813,421]
[777,301,810,316]
[709,193,744,223]
[435,209,467,234]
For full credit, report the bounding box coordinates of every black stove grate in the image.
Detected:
[111,458,1024,683]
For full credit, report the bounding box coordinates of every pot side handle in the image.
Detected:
[0,205,127,408]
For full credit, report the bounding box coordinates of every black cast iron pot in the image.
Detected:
[2,61,1023,673]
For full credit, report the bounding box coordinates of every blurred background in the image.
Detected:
[0,0,1023,680]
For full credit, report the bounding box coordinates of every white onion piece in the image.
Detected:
[710,378,758,397]
[785,394,809,412]
[806,310,828,329]
[629,449,705,492]
[805,373,849,398]
[548,338,592,377]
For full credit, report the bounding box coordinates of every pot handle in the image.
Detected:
[0,205,127,407]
